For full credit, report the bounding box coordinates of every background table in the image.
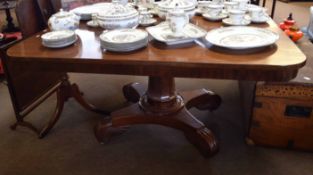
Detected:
[7,17,306,156]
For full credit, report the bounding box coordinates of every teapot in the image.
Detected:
[48,9,80,31]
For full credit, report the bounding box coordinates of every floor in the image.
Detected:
[0,1,313,175]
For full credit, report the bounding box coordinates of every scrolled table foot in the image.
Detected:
[94,118,128,144]
[184,127,219,157]
[180,89,222,111]
[174,109,219,157]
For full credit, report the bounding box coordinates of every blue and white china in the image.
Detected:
[48,9,80,31]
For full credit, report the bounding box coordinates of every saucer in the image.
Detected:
[87,20,99,27]
[139,18,157,27]
[195,8,203,15]
[203,13,228,21]
[251,15,270,24]
[148,9,158,16]
[222,17,251,26]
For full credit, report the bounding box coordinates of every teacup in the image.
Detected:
[228,9,246,24]
[138,6,148,13]
[232,0,249,10]
[248,7,266,20]
[206,4,224,17]
[211,0,223,4]
[167,8,189,36]
[197,1,212,13]
[139,10,153,23]
[224,1,238,12]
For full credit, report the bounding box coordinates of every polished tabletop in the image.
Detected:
[7,16,306,81]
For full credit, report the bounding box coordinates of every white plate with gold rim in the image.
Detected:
[205,26,279,49]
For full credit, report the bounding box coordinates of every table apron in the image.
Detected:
[9,58,300,82]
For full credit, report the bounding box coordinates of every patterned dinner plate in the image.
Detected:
[41,30,75,42]
[100,29,148,44]
[205,26,279,49]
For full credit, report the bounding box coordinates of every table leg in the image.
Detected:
[11,76,110,138]
[123,82,221,111]
[2,8,19,33]
[95,76,221,157]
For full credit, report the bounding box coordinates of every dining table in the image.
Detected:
[6,16,306,157]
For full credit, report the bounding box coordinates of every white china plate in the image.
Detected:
[41,30,75,41]
[148,9,158,16]
[203,13,228,21]
[102,42,147,52]
[139,18,157,27]
[100,29,148,44]
[205,26,279,49]
[146,22,207,45]
[195,8,202,15]
[87,20,99,27]
[222,17,251,26]
[42,36,78,48]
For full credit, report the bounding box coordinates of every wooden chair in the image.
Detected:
[36,0,56,23]
[46,0,61,13]
[15,0,46,38]
[0,0,109,138]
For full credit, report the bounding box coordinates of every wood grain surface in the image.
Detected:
[7,16,306,81]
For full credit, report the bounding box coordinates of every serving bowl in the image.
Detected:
[157,0,196,19]
[97,1,139,30]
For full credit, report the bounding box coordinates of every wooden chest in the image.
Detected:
[247,82,313,150]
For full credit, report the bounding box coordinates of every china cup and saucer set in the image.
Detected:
[197,0,269,26]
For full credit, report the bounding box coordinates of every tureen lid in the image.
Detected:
[53,9,74,18]
[158,0,195,10]
[97,0,138,19]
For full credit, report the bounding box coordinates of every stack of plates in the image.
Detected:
[41,30,77,48]
[99,29,148,52]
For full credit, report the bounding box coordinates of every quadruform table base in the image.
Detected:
[95,76,222,157]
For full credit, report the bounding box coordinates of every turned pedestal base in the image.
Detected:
[95,76,221,157]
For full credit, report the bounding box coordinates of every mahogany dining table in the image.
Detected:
[6,16,306,157]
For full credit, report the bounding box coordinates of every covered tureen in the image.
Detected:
[157,0,196,19]
[97,0,139,30]
[48,9,80,31]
